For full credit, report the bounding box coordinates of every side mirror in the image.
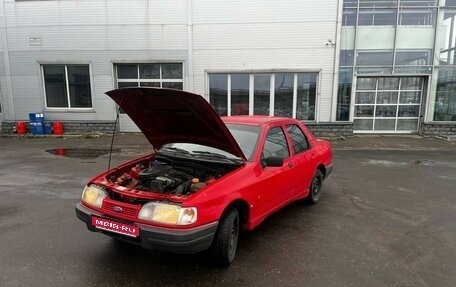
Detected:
[261,156,284,168]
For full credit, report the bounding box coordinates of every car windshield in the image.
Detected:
[159,124,260,161]
[226,124,260,160]
[161,143,240,160]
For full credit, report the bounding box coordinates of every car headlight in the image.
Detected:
[138,202,197,225]
[81,185,108,208]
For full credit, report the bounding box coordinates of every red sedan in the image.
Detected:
[75,88,333,266]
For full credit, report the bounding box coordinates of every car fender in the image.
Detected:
[183,165,257,227]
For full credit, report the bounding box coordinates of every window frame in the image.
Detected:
[115,63,184,89]
[286,124,310,155]
[353,76,424,132]
[207,71,320,121]
[114,62,184,115]
[261,126,291,160]
[41,63,93,110]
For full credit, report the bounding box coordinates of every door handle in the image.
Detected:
[288,162,294,168]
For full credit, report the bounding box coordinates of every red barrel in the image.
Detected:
[54,148,66,156]
[53,121,64,135]
[15,122,27,135]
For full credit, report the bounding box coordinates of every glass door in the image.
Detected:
[353,76,424,133]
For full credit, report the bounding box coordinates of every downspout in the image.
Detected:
[331,0,344,122]
[187,0,194,92]
[0,0,15,120]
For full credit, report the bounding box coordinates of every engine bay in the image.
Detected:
[108,155,240,197]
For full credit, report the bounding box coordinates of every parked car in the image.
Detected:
[75,87,333,266]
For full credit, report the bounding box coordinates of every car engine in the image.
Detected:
[111,158,234,196]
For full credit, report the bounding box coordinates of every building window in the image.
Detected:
[297,73,317,120]
[337,67,353,121]
[340,50,355,66]
[115,63,183,114]
[358,0,397,7]
[435,11,456,65]
[395,50,432,65]
[358,8,397,26]
[253,74,270,115]
[208,72,318,121]
[343,8,358,26]
[274,73,294,118]
[356,50,394,66]
[43,65,92,108]
[398,8,436,25]
[209,74,228,116]
[116,63,183,89]
[231,74,250,115]
[443,0,456,7]
[433,66,456,121]
[400,0,437,6]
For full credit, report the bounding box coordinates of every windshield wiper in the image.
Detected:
[160,147,190,154]
[191,150,228,158]
[191,151,243,165]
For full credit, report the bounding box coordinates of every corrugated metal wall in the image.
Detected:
[0,0,338,123]
[192,0,338,122]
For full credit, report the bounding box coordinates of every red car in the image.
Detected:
[75,88,333,266]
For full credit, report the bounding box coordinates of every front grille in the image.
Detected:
[102,199,139,218]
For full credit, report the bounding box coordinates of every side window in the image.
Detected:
[286,124,309,154]
[262,127,290,159]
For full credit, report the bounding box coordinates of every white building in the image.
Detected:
[0,0,455,136]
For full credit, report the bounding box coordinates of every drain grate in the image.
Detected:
[414,159,434,166]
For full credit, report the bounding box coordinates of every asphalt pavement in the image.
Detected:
[0,134,455,287]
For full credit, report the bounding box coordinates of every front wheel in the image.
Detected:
[211,208,240,267]
[307,169,323,204]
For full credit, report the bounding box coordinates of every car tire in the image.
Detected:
[211,208,240,267]
[307,169,323,204]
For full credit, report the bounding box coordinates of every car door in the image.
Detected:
[285,124,315,197]
[252,125,296,218]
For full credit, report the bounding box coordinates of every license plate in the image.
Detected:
[92,216,140,237]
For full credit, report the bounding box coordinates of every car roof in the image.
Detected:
[221,115,294,126]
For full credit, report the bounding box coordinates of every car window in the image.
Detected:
[286,124,309,154]
[262,127,290,159]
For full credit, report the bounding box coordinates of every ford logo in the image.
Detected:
[113,206,123,213]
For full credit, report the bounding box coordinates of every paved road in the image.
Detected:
[0,136,455,286]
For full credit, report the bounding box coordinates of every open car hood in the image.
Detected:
[106,87,246,160]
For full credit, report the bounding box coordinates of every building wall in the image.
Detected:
[0,0,339,129]
[191,0,339,122]
[337,0,456,136]
[0,0,189,123]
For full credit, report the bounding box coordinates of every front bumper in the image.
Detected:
[75,203,218,254]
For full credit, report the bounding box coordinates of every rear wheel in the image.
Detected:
[211,208,240,267]
[307,169,323,204]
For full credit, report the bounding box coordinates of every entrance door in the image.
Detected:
[115,63,184,132]
[353,76,424,133]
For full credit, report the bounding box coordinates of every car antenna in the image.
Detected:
[107,105,121,171]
